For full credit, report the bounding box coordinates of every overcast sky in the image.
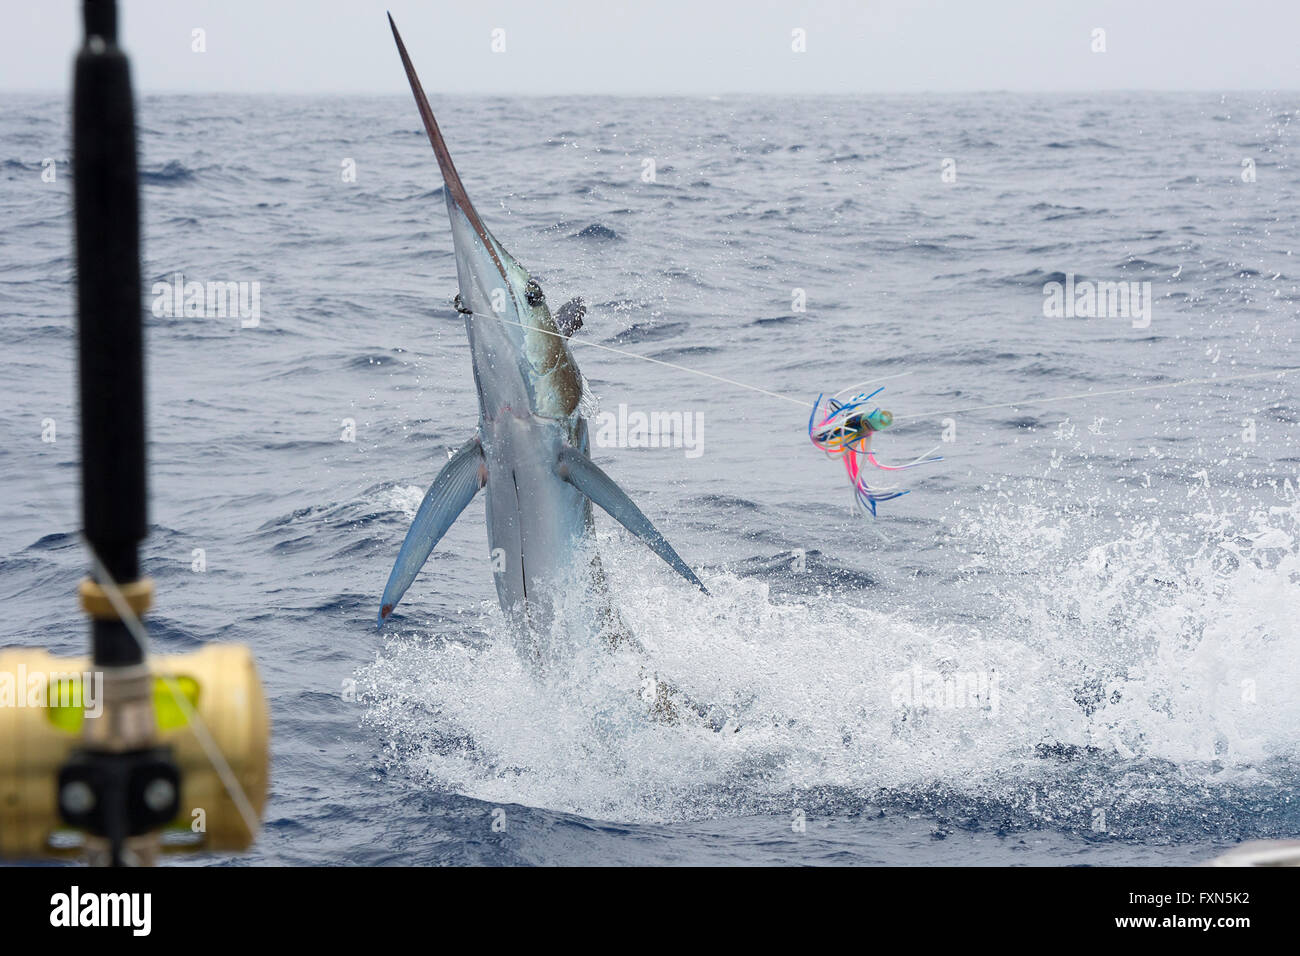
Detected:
[3,0,1299,95]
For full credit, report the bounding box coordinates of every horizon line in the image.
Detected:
[3,86,1298,98]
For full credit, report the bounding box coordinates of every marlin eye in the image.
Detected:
[525,279,544,306]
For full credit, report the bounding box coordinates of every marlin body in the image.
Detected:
[379,16,707,641]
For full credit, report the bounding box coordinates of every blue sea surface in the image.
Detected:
[2,91,1299,865]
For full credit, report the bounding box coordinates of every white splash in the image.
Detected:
[359,492,1300,825]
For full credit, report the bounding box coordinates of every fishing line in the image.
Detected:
[466,307,1298,515]
[465,308,1299,428]
[893,366,1300,424]
[463,308,912,408]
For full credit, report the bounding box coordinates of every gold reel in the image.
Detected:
[0,644,269,859]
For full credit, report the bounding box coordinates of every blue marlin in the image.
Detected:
[379,15,707,639]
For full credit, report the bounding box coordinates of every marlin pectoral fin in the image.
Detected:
[555,297,586,336]
[556,447,708,594]
[379,436,486,628]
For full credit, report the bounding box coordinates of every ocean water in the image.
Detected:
[2,90,1299,865]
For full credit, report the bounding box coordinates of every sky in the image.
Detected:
[2,0,1299,95]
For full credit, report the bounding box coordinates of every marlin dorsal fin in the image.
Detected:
[555,297,586,337]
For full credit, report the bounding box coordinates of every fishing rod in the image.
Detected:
[0,0,268,865]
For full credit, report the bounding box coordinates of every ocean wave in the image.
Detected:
[139,159,197,185]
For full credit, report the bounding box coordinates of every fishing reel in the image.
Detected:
[0,621,269,863]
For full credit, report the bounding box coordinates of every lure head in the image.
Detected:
[841,408,891,435]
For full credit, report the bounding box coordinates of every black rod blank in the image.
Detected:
[73,0,147,666]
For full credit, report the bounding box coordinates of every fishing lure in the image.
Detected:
[808,387,942,516]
